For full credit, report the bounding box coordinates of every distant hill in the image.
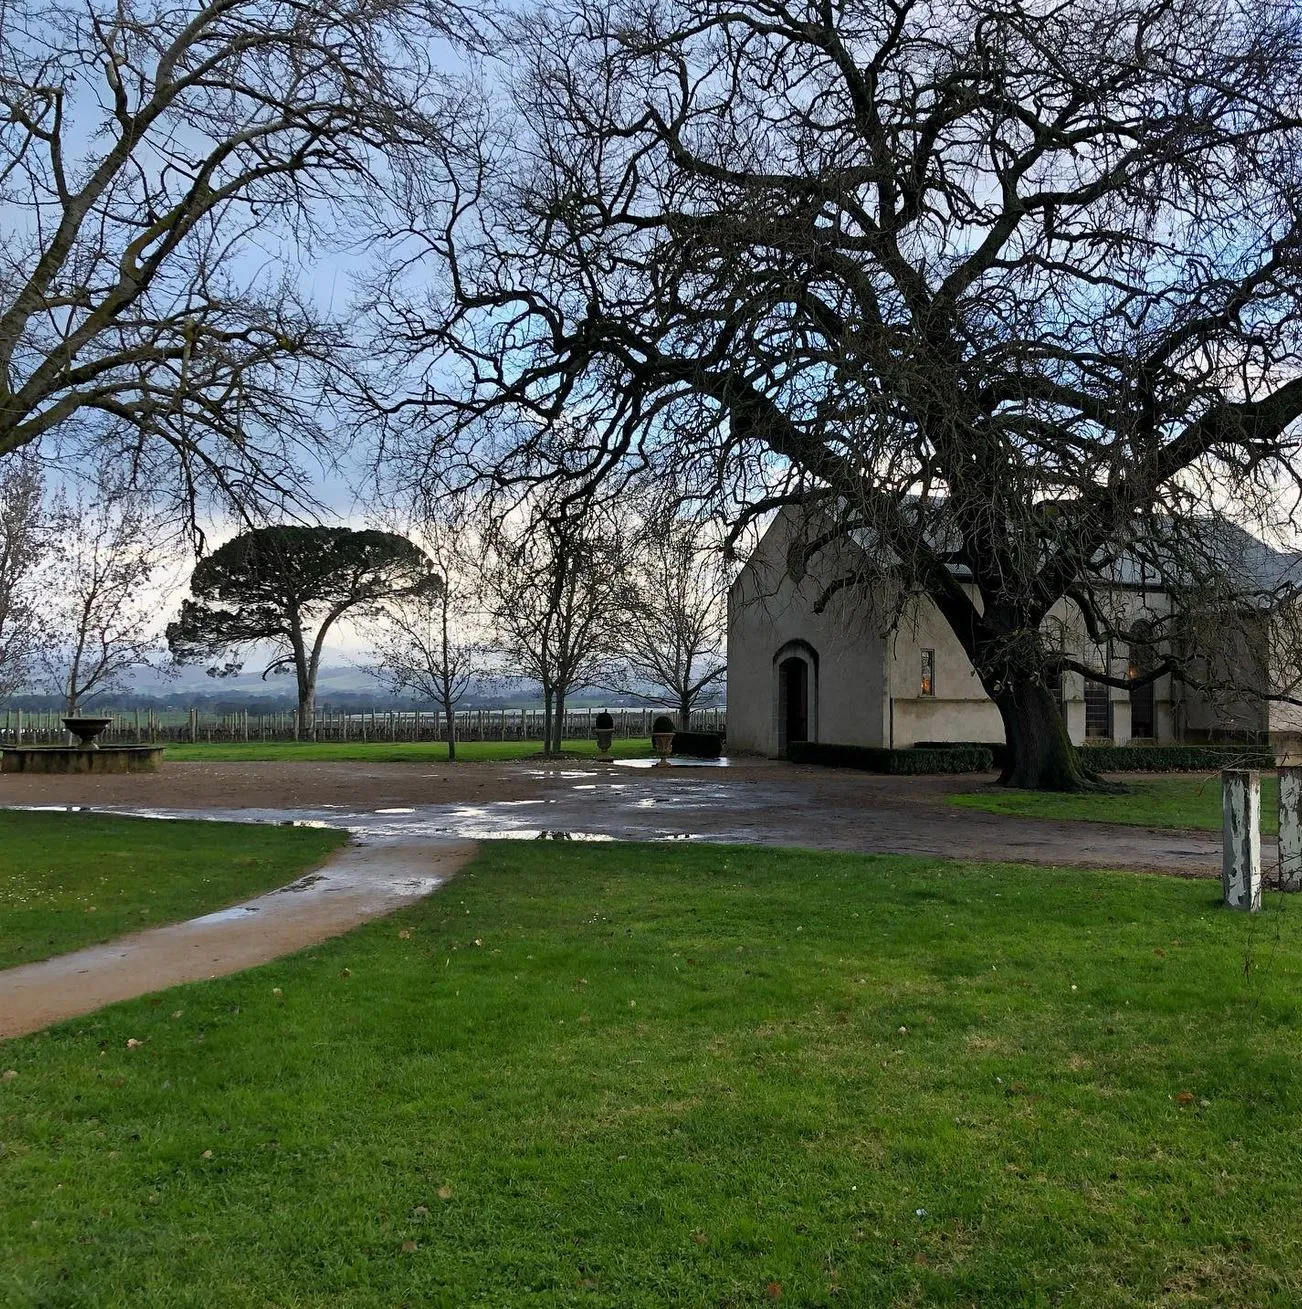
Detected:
[3,662,718,713]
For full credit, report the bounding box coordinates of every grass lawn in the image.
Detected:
[953,773,1280,835]
[162,737,654,764]
[5,842,1302,1306]
[0,811,346,969]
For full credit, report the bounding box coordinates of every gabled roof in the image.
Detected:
[771,501,1302,603]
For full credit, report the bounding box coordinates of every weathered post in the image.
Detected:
[1279,767,1302,892]
[1222,769,1262,912]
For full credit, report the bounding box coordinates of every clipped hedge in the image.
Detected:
[915,740,1011,771]
[673,730,724,758]
[1080,743,1275,772]
[788,741,994,774]
[917,739,1275,773]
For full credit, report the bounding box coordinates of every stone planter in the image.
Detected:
[594,712,616,762]
[63,716,113,750]
[651,716,676,767]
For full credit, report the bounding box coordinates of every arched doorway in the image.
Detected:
[779,657,809,751]
[772,639,819,757]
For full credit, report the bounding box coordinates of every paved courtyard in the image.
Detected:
[2,757,1229,873]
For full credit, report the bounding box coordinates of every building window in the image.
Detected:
[1084,678,1111,738]
[920,649,936,697]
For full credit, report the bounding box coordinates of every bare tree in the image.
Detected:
[37,484,174,713]
[0,454,44,696]
[367,533,486,759]
[482,498,629,756]
[617,518,727,727]
[372,0,1302,789]
[0,0,470,520]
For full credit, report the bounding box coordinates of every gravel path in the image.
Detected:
[0,756,1234,873]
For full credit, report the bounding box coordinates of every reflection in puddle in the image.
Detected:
[374,807,415,814]
[614,758,733,769]
[442,828,616,842]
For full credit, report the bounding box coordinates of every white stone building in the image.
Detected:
[726,507,1302,758]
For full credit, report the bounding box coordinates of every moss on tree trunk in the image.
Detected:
[994,677,1095,791]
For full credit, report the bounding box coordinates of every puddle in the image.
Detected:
[613,757,733,769]
[281,818,332,828]
[374,807,415,815]
[435,828,616,842]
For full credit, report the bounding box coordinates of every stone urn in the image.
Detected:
[63,716,113,750]
[594,711,616,762]
[651,715,676,767]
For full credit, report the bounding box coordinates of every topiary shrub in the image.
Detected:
[594,712,614,731]
[652,715,677,735]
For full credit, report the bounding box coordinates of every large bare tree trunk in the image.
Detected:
[443,696,458,761]
[552,689,567,756]
[994,678,1092,791]
[541,687,554,757]
[297,683,317,741]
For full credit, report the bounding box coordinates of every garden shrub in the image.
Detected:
[1080,743,1274,772]
[788,741,994,774]
[672,730,723,758]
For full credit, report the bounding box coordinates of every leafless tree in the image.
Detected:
[367,531,487,759]
[37,482,176,713]
[481,496,629,756]
[370,0,1302,789]
[0,454,44,696]
[0,0,472,522]
[616,518,727,727]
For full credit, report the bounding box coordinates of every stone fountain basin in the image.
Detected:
[2,745,165,774]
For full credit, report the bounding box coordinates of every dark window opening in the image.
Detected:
[920,649,936,697]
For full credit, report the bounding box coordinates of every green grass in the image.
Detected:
[161,737,654,763]
[953,773,1280,834]
[0,811,346,969]
[5,841,1302,1306]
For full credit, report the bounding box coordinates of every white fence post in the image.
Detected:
[1279,766,1302,893]
[1222,769,1262,912]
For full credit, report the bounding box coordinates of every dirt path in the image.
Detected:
[0,839,476,1040]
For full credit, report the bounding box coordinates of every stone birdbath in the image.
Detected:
[594,711,616,762]
[63,716,113,750]
[651,715,676,767]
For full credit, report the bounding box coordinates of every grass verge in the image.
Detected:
[953,773,1280,834]
[4,842,1302,1306]
[0,810,346,969]
[160,737,654,764]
